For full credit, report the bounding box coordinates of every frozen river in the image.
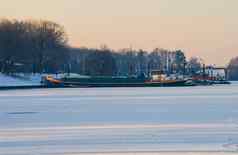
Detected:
[0,83,238,154]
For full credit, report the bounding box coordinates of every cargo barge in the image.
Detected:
[62,77,190,87]
[43,73,194,88]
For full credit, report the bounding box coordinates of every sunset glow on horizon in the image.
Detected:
[1,0,238,65]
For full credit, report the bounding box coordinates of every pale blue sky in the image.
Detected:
[0,0,238,65]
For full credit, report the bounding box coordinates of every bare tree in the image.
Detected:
[0,19,69,73]
[84,49,117,76]
[188,57,203,75]
[228,57,238,80]
[0,19,28,73]
[30,20,68,73]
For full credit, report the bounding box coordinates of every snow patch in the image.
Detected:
[0,73,42,86]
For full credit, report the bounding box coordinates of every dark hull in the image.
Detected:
[62,80,191,88]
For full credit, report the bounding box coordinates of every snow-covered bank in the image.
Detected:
[0,73,90,88]
[0,73,42,87]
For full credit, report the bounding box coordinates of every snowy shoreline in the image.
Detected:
[0,73,42,87]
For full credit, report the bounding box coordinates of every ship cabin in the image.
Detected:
[150,70,167,81]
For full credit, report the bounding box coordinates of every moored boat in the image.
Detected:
[43,73,194,88]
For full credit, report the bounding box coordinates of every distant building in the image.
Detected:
[205,66,227,80]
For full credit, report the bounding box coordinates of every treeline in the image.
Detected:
[69,47,197,77]
[0,19,191,77]
[0,19,68,74]
[4,19,237,79]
